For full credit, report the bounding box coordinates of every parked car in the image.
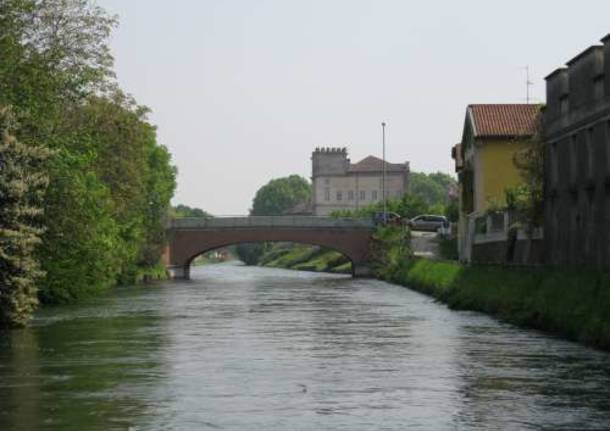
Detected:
[408,214,449,232]
[372,211,402,225]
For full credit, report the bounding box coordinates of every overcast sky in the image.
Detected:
[98,0,610,215]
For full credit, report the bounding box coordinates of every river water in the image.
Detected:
[1,263,610,430]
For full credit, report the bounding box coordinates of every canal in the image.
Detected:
[1,263,610,430]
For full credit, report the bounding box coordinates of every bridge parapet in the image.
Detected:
[168,216,375,230]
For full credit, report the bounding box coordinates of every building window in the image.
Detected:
[324,188,330,201]
[359,190,365,200]
[372,190,378,200]
[395,190,402,198]
[337,191,342,201]
[348,190,354,200]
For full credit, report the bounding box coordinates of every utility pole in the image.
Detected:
[382,122,387,223]
[525,65,533,104]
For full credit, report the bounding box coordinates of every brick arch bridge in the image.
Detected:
[163,216,375,279]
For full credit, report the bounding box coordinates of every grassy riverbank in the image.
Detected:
[258,244,352,274]
[378,252,610,350]
[369,225,610,350]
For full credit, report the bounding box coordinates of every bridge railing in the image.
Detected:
[168,216,375,229]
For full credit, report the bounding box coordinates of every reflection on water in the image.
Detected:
[1,262,610,430]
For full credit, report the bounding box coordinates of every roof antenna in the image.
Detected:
[525,65,533,104]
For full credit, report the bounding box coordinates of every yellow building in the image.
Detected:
[453,104,540,261]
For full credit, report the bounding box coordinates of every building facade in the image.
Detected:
[544,35,610,271]
[311,148,410,216]
[453,104,540,262]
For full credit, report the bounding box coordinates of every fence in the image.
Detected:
[463,210,543,265]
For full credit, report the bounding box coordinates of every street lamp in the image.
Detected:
[381,122,387,224]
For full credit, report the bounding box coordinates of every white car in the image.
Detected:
[408,215,449,232]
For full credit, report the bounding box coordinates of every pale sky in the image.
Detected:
[98,0,610,215]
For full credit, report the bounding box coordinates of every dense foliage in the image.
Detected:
[409,171,457,213]
[0,1,176,324]
[510,110,544,227]
[370,225,411,278]
[0,108,49,326]
[172,204,212,218]
[250,175,311,216]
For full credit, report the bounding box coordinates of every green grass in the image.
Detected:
[384,258,610,350]
[260,243,352,274]
[135,263,169,283]
[292,250,350,273]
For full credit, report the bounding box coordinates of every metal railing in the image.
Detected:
[467,210,543,246]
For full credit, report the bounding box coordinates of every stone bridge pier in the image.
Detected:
[163,216,375,279]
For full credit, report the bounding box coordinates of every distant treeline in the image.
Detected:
[0,1,176,327]
[172,204,213,218]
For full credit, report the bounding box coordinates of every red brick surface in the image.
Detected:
[167,227,373,268]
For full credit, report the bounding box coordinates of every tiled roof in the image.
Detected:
[349,156,406,173]
[468,104,540,138]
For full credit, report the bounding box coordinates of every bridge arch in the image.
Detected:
[163,216,375,278]
[184,240,356,274]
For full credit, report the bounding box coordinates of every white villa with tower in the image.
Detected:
[310,147,410,216]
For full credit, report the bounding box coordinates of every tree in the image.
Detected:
[251,175,311,216]
[63,94,176,283]
[0,0,177,306]
[138,143,177,267]
[512,110,544,227]
[37,149,122,303]
[0,0,117,143]
[172,204,212,218]
[409,171,457,209]
[0,107,48,326]
[396,193,429,219]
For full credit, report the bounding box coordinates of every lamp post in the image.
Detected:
[382,122,387,223]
